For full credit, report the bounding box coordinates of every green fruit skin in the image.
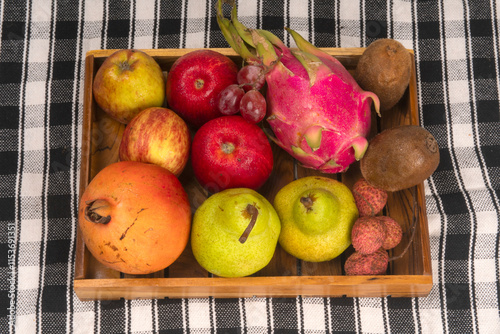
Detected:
[191,188,281,277]
[274,176,359,262]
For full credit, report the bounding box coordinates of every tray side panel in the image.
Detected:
[74,54,95,280]
[74,275,432,300]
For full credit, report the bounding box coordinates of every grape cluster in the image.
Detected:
[217,65,267,124]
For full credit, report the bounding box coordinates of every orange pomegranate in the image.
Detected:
[78,161,191,275]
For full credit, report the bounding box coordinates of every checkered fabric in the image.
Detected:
[1,0,499,333]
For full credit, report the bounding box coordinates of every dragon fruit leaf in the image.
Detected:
[292,145,332,169]
[266,130,318,164]
[265,122,327,169]
[257,29,309,80]
[350,136,369,160]
[320,159,343,172]
[291,145,309,157]
[286,27,359,87]
[303,125,323,151]
[254,29,317,80]
[361,91,381,117]
[271,45,310,80]
[262,126,289,151]
[289,50,333,86]
[285,27,343,67]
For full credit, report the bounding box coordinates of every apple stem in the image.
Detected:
[84,199,112,225]
[119,60,131,72]
[195,78,204,89]
[221,142,235,154]
[239,204,259,243]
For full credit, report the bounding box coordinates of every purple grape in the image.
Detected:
[240,90,267,123]
[217,84,245,115]
[237,65,266,92]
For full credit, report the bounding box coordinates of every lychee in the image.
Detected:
[352,178,388,216]
[351,216,387,255]
[378,216,403,250]
[344,249,389,275]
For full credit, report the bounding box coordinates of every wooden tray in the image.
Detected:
[74,48,432,300]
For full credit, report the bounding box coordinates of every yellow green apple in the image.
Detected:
[93,49,165,124]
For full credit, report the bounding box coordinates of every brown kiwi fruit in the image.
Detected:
[360,125,439,192]
[355,39,412,111]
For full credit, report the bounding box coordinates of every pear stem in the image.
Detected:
[84,199,111,225]
[239,204,259,244]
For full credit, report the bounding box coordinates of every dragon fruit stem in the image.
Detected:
[257,29,287,50]
[230,3,255,47]
[216,0,260,63]
[217,0,278,66]
[249,30,278,66]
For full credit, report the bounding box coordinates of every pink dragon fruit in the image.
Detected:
[216,0,380,173]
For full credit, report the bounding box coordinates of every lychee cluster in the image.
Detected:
[345,215,403,275]
[352,178,388,216]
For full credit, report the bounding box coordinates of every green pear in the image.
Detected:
[191,188,281,277]
[274,176,359,262]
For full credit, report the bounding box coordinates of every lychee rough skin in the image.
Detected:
[344,249,389,275]
[351,216,387,255]
[378,216,403,250]
[352,178,388,216]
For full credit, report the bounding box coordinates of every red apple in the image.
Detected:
[93,49,165,124]
[78,161,191,275]
[191,116,273,192]
[119,107,190,176]
[166,49,238,128]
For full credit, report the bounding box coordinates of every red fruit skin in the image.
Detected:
[351,216,387,255]
[119,107,191,176]
[352,178,388,216]
[78,161,191,275]
[378,216,403,249]
[344,249,389,275]
[191,116,273,193]
[166,50,238,128]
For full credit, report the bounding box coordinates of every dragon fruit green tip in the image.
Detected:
[216,0,380,173]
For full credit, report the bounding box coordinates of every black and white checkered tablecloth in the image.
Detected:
[1,0,500,333]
